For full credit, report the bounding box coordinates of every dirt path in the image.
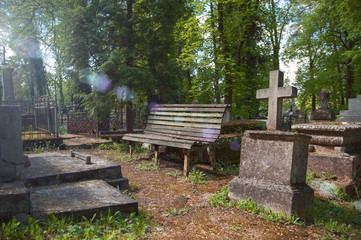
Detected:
[67,149,330,239]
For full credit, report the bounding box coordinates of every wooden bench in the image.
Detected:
[122,104,230,176]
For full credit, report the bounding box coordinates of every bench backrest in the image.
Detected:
[144,104,229,144]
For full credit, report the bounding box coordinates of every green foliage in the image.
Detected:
[166,170,181,177]
[136,158,159,171]
[320,172,337,181]
[0,211,151,240]
[216,162,239,176]
[163,207,190,217]
[185,168,208,185]
[306,169,317,184]
[209,186,361,238]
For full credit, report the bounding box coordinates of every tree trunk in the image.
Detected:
[344,59,353,103]
[218,2,232,105]
[210,0,220,104]
[126,0,134,133]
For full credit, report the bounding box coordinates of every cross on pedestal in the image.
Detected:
[256,70,297,130]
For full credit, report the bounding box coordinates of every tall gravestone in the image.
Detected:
[2,66,15,101]
[0,106,25,182]
[229,70,314,216]
[0,105,29,219]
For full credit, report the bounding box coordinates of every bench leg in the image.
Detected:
[207,144,217,170]
[129,142,133,158]
[154,145,159,166]
[183,149,190,176]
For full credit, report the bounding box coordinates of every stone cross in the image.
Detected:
[256,70,297,130]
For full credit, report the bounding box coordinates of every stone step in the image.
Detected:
[339,110,361,116]
[18,153,127,188]
[30,180,137,220]
[0,181,29,219]
[348,98,361,110]
[339,116,361,122]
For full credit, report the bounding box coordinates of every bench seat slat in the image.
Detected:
[151,107,227,113]
[123,134,194,149]
[144,130,217,143]
[147,120,221,129]
[151,111,224,118]
[123,137,193,149]
[148,115,223,124]
[145,126,219,139]
[146,124,220,134]
[123,133,195,145]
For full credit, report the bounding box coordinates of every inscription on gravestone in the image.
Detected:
[256,70,297,130]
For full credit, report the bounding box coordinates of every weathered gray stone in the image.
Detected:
[17,152,125,187]
[2,67,15,101]
[292,123,361,152]
[309,180,340,200]
[338,95,361,122]
[237,131,310,185]
[0,106,24,182]
[229,178,314,216]
[256,70,297,130]
[30,180,138,220]
[307,152,361,181]
[229,130,313,216]
[0,181,30,218]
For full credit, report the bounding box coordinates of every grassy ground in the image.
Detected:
[2,142,361,239]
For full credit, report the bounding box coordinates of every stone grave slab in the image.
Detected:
[30,180,137,220]
[0,181,29,218]
[229,130,314,216]
[17,152,129,190]
[292,123,361,181]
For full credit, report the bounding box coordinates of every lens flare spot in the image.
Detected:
[229,140,240,151]
[115,86,137,102]
[92,73,112,92]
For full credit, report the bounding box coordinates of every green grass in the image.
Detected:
[166,170,181,177]
[163,207,190,217]
[1,210,151,240]
[209,186,361,239]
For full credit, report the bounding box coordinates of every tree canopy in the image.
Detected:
[0,0,360,120]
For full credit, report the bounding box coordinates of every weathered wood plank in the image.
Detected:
[151,107,227,113]
[151,111,224,118]
[147,115,223,124]
[143,130,217,143]
[123,133,195,145]
[147,120,221,129]
[122,136,193,149]
[146,124,220,135]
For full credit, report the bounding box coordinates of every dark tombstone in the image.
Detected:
[311,88,336,122]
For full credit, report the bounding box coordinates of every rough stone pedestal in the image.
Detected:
[229,131,314,216]
[0,106,24,182]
